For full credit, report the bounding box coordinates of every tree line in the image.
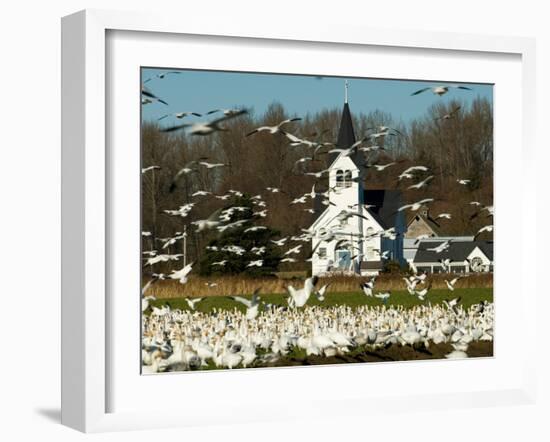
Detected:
[141,97,493,274]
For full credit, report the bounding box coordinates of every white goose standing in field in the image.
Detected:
[286,276,318,308]
[375,292,391,304]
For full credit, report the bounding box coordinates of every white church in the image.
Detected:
[309,95,406,276]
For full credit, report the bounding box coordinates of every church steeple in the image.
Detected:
[329,81,356,165]
[336,102,356,150]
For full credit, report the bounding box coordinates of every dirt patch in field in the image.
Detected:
[265,341,493,367]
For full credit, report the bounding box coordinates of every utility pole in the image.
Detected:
[183,225,187,267]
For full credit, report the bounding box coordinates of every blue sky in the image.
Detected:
[141,68,493,124]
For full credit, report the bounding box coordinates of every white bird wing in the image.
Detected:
[230,296,252,308]
[210,109,248,126]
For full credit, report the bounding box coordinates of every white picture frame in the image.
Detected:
[61,9,537,433]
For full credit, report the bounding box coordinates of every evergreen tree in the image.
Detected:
[199,195,283,277]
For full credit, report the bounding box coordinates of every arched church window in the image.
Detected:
[336,169,344,188]
[344,170,352,188]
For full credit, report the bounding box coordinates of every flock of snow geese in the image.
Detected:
[142,294,494,373]
[141,72,494,371]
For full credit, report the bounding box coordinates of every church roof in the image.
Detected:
[406,213,443,236]
[364,189,402,230]
[308,192,328,226]
[328,102,365,169]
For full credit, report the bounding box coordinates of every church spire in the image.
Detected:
[328,80,361,167]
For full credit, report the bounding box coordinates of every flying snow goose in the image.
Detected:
[206,108,244,116]
[161,232,187,249]
[270,237,288,246]
[470,205,494,220]
[375,292,391,304]
[199,161,227,169]
[191,190,212,198]
[367,125,404,136]
[474,225,493,240]
[244,226,267,233]
[141,165,161,174]
[141,86,169,105]
[158,111,202,121]
[445,277,463,291]
[246,118,301,136]
[290,195,308,205]
[398,198,435,212]
[184,297,203,311]
[304,168,331,179]
[414,282,432,301]
[403,277,418,295]
[434,106,461,121]
[279,131,317,147]
[143,71,181,83]
[360,278,375,297]
[315,283,331,301]
[402,165,429,175]
[371,162,397,172]
[286,276,318,307]
[211,260,227,267]
[169,160,209,192]
[191,209,223,232]
[161,109,247,135]
[443,296,462,314]
[163,203,195,217]
[408,175,434,190]
[247,260,264,268]
[411,85,473,96]
[439,258,453,271]
[426,240,451,253]
[285,245,303,255]
[141,295,156,311]
[169,261,194,284]
[145,253,183,266]
[229,289,261,319]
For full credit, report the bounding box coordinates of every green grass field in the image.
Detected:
[148,287,493,314]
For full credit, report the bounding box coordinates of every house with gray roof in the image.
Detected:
[412,238,493,274]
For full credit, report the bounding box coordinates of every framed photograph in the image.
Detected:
[62,9,537,432]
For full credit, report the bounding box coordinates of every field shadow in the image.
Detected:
[35,407,61,423]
